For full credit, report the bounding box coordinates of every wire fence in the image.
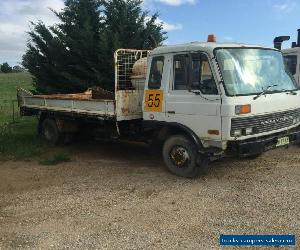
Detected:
[0,101,18,146]
[0,99,20,125]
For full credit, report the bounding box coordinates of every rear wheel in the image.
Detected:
[41,118,64,145]
[162,135,208,177]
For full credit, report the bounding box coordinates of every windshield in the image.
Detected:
[215,48,298,96]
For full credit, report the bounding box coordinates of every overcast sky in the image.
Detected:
[0,0,300,66]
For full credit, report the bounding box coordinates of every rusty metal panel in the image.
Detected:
[116,90,143,121]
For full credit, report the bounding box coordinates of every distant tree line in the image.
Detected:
[23,0,167,94]
[0,63,25,73]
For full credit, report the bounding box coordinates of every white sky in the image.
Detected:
[0,0,182,66]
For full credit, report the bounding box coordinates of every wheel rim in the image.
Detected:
[170,146,190,168]
[44,123,55,141]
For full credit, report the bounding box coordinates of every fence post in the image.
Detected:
[12,100,16,123]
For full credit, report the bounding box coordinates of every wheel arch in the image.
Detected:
[155,122,203,151]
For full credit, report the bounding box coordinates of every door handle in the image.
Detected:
[167,111,176,114]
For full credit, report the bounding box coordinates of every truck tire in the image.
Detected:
[162,135,206,177]
[41,118,64,145]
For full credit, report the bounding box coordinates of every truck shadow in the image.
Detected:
[66,138,278,178]
[69,138,164,168]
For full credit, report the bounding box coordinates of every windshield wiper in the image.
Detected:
[272,88,298,95]
[253,84,278,100]
[285,89,298,95]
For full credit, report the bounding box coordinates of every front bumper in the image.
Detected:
[227,128,300,157]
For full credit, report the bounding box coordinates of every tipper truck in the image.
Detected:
[274,29,300,86]
[18,36,300,177]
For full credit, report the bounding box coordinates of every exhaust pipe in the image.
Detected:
[291,29,300,48]
[273,36,290,50]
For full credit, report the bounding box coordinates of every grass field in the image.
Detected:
[0,73,69,162]
[0,73,33,124]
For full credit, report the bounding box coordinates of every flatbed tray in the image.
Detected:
[17,88,115,118]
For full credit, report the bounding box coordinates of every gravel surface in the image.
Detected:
[0,141,299,249]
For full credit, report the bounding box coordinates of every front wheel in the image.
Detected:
[162,135,208,177]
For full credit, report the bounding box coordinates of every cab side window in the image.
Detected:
[174,54,188,90]
[284,55,297,75]
[191,53,218,95]
[148,56,164,89]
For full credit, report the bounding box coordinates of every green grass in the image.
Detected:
[0,72,33,93]
[39,153,71,166]
[0,118,43,159]
[0,72,34,125]
[0,72,70,162]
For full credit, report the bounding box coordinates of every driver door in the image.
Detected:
[165,52,222,141]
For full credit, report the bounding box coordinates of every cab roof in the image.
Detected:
[151,42,274,56]
[282,47,300,54]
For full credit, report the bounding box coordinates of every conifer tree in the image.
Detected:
[23,0,166,94]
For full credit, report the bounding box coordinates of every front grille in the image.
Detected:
[231,108,300,136]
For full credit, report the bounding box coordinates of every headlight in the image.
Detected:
[245,127,253,135]
[233,129,242,137]
[293,117,300,124]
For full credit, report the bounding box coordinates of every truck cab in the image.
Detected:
[142,41,300,176]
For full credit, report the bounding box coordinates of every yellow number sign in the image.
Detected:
[144,89,164,112]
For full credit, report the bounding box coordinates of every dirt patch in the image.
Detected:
[0,141,299,249]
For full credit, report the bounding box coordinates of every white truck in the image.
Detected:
[18,37,300,177]
[274,29,300,86]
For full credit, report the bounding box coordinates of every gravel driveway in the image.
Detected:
[0,141,299,249]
